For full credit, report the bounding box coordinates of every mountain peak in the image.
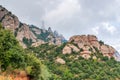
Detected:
[62,34,120,61]
[48,27,53,33]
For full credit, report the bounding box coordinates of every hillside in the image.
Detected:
[0,5,66,48]
[63,35,120,61]
[0,23,51,80]
[27,35,120,80]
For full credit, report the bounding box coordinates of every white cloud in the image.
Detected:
[92,26,99,35]
[92,22,117,35]
[43,0,80,24]
[112,42,120,53]
[102,22,117,34]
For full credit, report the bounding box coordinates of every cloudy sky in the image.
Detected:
[0,0,120,52]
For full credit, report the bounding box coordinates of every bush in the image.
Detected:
[0,23,51,80]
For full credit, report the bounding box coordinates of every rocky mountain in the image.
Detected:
[30,25,66,46]
[62,35,120,61]
[28,35,120,80]
[0,5,66,48]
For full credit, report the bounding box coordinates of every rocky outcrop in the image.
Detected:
[16,23,37,42]
[15,23,37,48]
[63,35,119,60]
[62,44,79,54]
[2,14,19,31]
[63,45,72,54]
[55,57,66,64]
[80,51,91,59]
[32,40,45,47]
[0,6,8,21]
[30,25,66,46]
[0,7,19,32]
[100,45,115,58]
[88,35,100,50]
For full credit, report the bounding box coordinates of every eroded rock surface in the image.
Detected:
[63,35,118,60]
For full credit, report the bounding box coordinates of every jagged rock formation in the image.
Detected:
[0,5,66,48]
[30,25,66,46]
[62,35,120,61]
[0,6,19,31]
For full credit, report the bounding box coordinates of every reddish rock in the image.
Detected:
[80,51,91,59]
[2,14,19,31]
[62,44,79,54]
[64,35,117,60]
[55,57,66,64]
[62,45,72,54]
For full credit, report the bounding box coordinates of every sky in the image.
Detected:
[0,0,120,52]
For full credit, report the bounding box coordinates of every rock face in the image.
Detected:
[16,23,37,48]
[63,45,72,54]
[31,40,45,47]
[80,51,91,59]
[30,26,66,46]
[0,6,66,48]
[0,6,19,31]
[62,44,79,54]
[55,57,66,64]
[63,35,119,60]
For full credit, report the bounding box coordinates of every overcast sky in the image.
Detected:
[0,0,120,52]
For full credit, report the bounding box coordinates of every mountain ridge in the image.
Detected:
[0,5,66,48]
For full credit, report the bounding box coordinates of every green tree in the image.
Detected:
[0,23,51,80]
[0,23,25,70]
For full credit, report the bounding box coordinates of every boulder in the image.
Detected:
[80,51,91,59]
[62,44,79,54]
[55,57,65,64]
[68,44,79,52]
[62,45,72,54]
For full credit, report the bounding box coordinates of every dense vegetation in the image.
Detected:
[28,43,120,80]
[23,37,33,47]
[1,22,120,80]
[0,23,51,80]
